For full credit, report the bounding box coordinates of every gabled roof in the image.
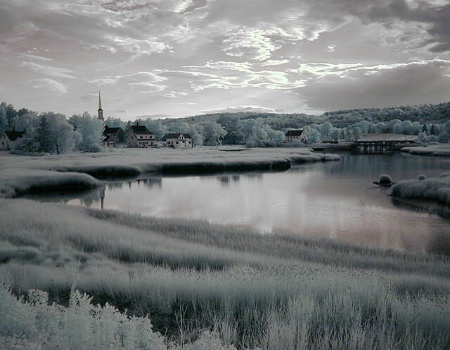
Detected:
[3,131,25,141]
[103,134,118,142]
[104,126,123,135]
[130,125,153,134]
[163,133,192,140]
[285,129,305,137]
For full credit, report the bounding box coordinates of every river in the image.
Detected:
[43,153,450,255]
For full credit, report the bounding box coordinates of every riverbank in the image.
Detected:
[401,144,450,157]
[1,199,449,349]
[391,173,450,206]
[0,147,339,198]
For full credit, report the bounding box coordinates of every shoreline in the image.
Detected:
[0,147,340,198]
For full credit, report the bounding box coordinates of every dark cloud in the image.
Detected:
[299,60,450,111]
[301,0,450,53]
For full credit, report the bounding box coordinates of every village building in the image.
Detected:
[126,124,156,148]
[163,133,193,148]
[0,130,25,150]
[103,126,125,147]
[285,129,308,144]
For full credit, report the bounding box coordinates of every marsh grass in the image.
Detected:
[0,169,99,198]
[88,208,450,278]
[1,199,449,349]
[391,173,450,206]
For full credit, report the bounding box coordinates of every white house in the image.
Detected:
[0,130,25,150]
[163,133,192,148]
[126,124,156,148]
[285,129,308,144]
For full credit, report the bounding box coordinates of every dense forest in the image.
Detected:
[1,100,449,153]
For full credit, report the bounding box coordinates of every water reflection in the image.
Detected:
[136,177,162,189]
[217,174,241,186]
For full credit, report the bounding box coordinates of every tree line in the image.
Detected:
[1,100,449,154]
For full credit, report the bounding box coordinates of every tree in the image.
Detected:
[26,113,78,154]
[6,104,17,129]
[417,132,428,144]
[36,115,53,153]
[217,114,240,133]
[70,112,103,152]
[400,120,412,135]
[46,113,78,154]
[307,128,321,143]
[15,112,39,133]
[263,124,285,146]
[218,114,244,144]
[430,124,436,135]
[330,128,339,142]
[0,106,7,133]
[246,120,268,147]
[320,122,333,137]
[352,127,362,141]
[438,132,449,143]
[199,121,226,146]
[143,119,167,141]
[393,123,402,134]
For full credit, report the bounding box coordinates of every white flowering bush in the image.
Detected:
[0,279,166,350]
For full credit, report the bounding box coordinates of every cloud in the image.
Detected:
[306,0,450,53]
[19,53,53,62]
[100,0,158,12]
[19,62,75,79]
[106,36,171,55]
[28,78,68,95]
[223,27,283,61]
[201,105,282,114]
[129,82,166,93]
[176,0,209,14]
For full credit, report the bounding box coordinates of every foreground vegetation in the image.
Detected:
[1,198,449,349]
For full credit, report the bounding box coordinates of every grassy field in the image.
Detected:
[0,148,449,349]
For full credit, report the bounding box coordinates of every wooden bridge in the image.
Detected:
[352,138,417,154]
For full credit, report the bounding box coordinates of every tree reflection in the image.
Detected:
[216,174,242,186]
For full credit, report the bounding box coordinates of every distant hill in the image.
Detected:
[321,102,450,127]
[174,101,450,129]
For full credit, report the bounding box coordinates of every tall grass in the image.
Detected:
[88,208,450,278]
[1,199,449,349]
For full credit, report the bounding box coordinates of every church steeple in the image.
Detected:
[97,91,104,121]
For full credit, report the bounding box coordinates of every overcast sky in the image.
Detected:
[1,0,449,120]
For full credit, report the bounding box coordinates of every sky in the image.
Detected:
[1,0,450,120]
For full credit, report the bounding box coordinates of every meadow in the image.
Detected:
[0,148,449,349]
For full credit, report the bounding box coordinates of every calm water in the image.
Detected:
[59,153,450,255]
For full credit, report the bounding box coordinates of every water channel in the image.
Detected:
[35,153,450,255]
